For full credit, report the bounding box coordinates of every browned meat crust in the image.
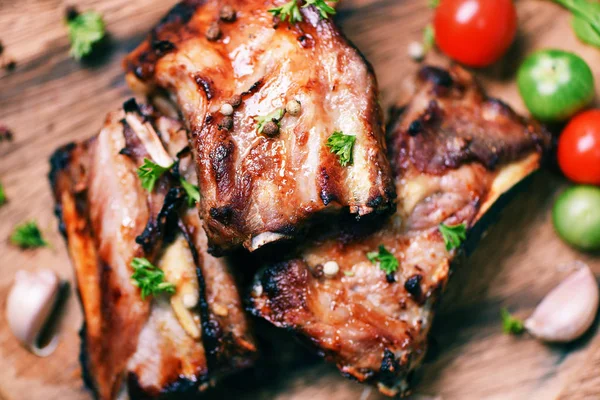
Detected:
[249,66,551,397]
[49,102,256,400]
[123,0,396,254]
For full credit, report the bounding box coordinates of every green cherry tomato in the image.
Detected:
[553,186,600,251]
[517,49,595,122]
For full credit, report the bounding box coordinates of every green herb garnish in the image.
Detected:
[428,0,440,8]
[367,245,399,274]
[137,158,172,192]
[0,182,6,206]
[269,0,337,23]
[180,177,200,207]
[255,108,284,134]
[66,11,106,60]
[269,0,303,23]
[305,0,337,19]
[131,257,176,300]
[501,308,525,335]
[326,131,356,167]
[552,0,600,48]
[439,223,467,251]
[423,24,435,51]
[10,221,48,249]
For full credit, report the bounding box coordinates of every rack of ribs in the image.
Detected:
[250,66,551,397]
[124,0,396,254]
[49,100,257,399]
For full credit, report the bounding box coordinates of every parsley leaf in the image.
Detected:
[269,0,337,23]
[137,158,172,192]
[66,11,106,60]
[269,0,303,23]
[367,245,399,274]
[180,177,200,207]
[439,223,467,251]
[423,24,435,51]
[255,108,284,134]
[501,308,525,335]
[10,221,48,249]
[326,131,356,167]
[131,257,176,300]
[0,182,6,206]
[304,0,338,19]
[428,0,440,8]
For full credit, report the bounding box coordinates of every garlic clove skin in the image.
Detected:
[6,269,61,356]
[525,263,599,343]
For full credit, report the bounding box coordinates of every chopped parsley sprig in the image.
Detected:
[137,158,173,192]
[10,221,48,249]
[180,177,200,207]
[269,0,337,24]
[326,131,356,167]
[131,257,176,300]
[306,0,337,19]
[269,0,303,23]
[0,182,6,206]
[66,10,106,60]
[439,222,467,251]
[367,245,399,274]
[501,308,525,335]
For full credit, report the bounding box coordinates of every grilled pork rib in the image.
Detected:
[49,102,256,400]
[124,0,395,254]
[250,67,551,396]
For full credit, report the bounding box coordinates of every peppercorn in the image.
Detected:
[286,99,301,116]
[219,5,236,22]
[228,94,242,108]
[262,121,279,137]
[220,103,234,116]
[219,116,234,130]
[206,22,221,41]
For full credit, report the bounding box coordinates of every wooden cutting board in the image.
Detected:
[1,0,599,399]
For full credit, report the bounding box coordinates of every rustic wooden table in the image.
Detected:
[1,1,599,399]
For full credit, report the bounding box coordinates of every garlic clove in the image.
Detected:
[525,263,599,343]
[6,269,62,356]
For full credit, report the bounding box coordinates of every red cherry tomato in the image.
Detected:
[434,0,518,68]
[558,110,600,185]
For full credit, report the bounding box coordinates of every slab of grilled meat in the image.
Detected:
[49,101,256,400]
[124,0,395,254]
[250,66,551,396]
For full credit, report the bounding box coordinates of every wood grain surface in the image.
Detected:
[1,1,599,399]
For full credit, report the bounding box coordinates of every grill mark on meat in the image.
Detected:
[178,219,220,371]
[120,120,149,162]
[209,205,233,224]
[194,74,214,100]
[209,140,235,198]
[241,80,263,97]
[136,187,186,253]
[380,349,402,389]
[151,39,176,57]
[318,167,339,206]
